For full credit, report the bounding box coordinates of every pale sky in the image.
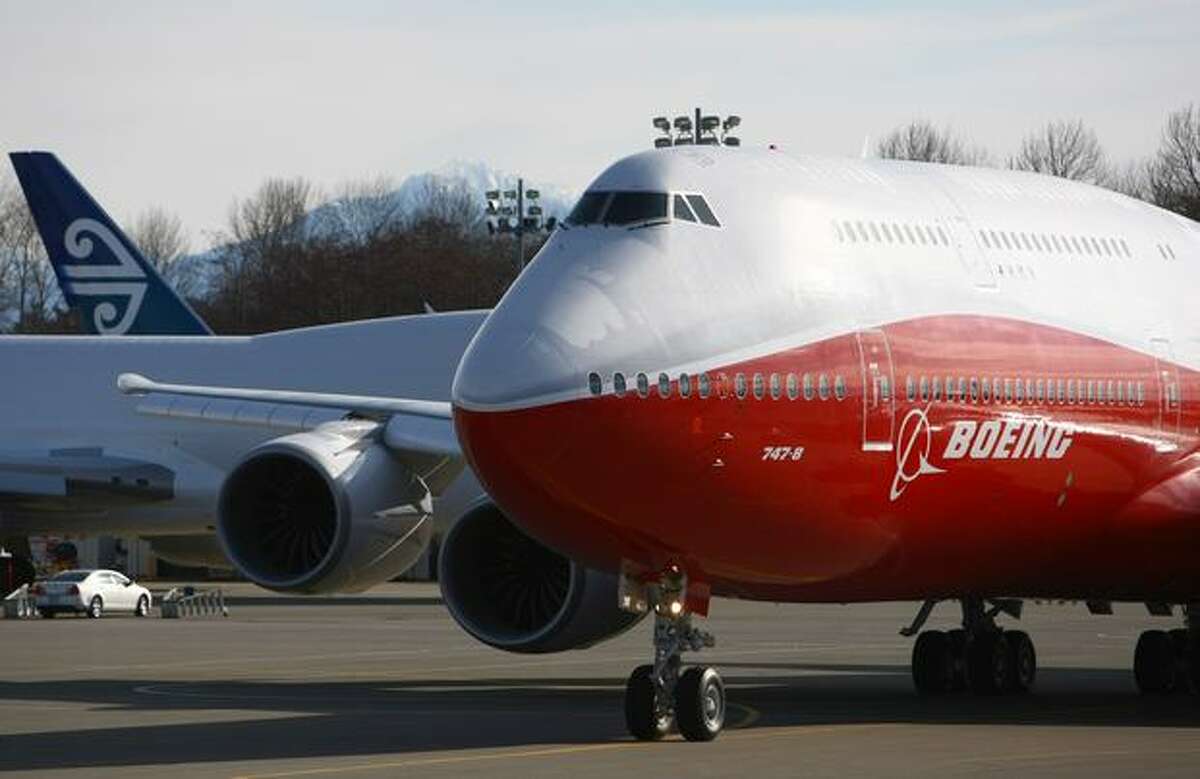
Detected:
[1,0,1195,244]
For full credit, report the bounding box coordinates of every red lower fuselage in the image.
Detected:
[456,315,1200,604]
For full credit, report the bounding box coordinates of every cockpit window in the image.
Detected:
[673,194,697,222]
[567,191,610,225]
[605,192,669,226]
[685,194,720,227]
[567,190,719,228]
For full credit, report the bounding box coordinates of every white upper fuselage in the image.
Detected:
[455,147,1200,412]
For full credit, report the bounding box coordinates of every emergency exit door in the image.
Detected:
[856,329,896,451]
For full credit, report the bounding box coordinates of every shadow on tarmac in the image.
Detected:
[3,663,1199,772]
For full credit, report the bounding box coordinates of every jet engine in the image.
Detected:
[218,423,433,594]
[438,502,644,653]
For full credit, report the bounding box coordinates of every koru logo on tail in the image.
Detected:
[889,407,1075,502]
[61,218,147,335]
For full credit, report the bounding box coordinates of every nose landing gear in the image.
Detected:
[621,566,723,742]
[906,598,1035,695]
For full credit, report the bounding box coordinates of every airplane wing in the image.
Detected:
[117,372,461,490]
[0,450,174,512]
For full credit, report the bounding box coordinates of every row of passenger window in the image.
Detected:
[904,374,1147,407]
[979,229,1132,259]
[587,371,848,401]
[834,220,949,248]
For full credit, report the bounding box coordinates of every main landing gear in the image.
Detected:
[1134,604,1200,695]
[622,566,724,741]
[906,598,1036,695]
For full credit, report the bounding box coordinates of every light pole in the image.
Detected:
[652,108,741,148]
[485,179,557,272]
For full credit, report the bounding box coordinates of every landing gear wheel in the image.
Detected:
[87,596,103,619]
[1168,629,1193,693]
[675,666,725,742]
[1004,630,1036,693]
[966,632,1009,694]
[946,629,968,691]
[912,630,953,694]
[135,595,150,618]
[625,665,672,741]
[1135,629,1176,694]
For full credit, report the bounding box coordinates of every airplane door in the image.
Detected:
[1151,338,1181,433]
[928,179,996,289]
[856,329,895,451]
[939,214,996,289]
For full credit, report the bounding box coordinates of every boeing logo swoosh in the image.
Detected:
[889,405,946,501]
[61,218,147,335]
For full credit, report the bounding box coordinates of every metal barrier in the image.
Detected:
[161,587,229,618]
[3,584,38,619]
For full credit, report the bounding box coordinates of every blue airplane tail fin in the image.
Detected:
[9,152,212,335]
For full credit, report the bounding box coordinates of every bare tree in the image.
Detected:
[1010,119,1109,183]
[876,120,989,165]
[406,175,482,236]
[316,176,404,246]
[226,176,319,259]
[1147,104,1200,221]
[1107,159,1151,201]
[0,178,60,330]
[129,207,189,272]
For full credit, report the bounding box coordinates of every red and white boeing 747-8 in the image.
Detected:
[451,146,1200,740]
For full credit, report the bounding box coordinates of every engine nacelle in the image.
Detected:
[218,425,432,594]
[438,502,644,653]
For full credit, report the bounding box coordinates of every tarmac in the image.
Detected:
[3,582,1200,778]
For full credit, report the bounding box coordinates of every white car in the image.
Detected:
[31,569,153,618]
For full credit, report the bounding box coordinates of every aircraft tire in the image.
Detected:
[912,630,953,694]
[675,666,725,742]
[625,665,671,741]
[1004,630,1036,693]
[946,629,968,691]
[1134,630,1176,694]
[966,632,1008,695]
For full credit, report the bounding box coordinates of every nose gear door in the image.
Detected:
[856,329,895,452]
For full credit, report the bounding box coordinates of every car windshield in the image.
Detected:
[51,571,90,582]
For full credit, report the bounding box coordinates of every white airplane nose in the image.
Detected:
[453,232,664,411]
[452,317,583,411]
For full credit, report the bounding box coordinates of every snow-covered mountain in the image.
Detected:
[172,160,578,299]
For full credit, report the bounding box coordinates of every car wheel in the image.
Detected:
[135,595,150,617]
[87,596,103,619]
[39,608,56,619]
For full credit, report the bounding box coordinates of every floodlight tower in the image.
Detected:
[484,179,557,272]
[651,108,741,148]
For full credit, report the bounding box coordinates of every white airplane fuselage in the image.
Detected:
[454,147,1200,603]
[0,312,483,536]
